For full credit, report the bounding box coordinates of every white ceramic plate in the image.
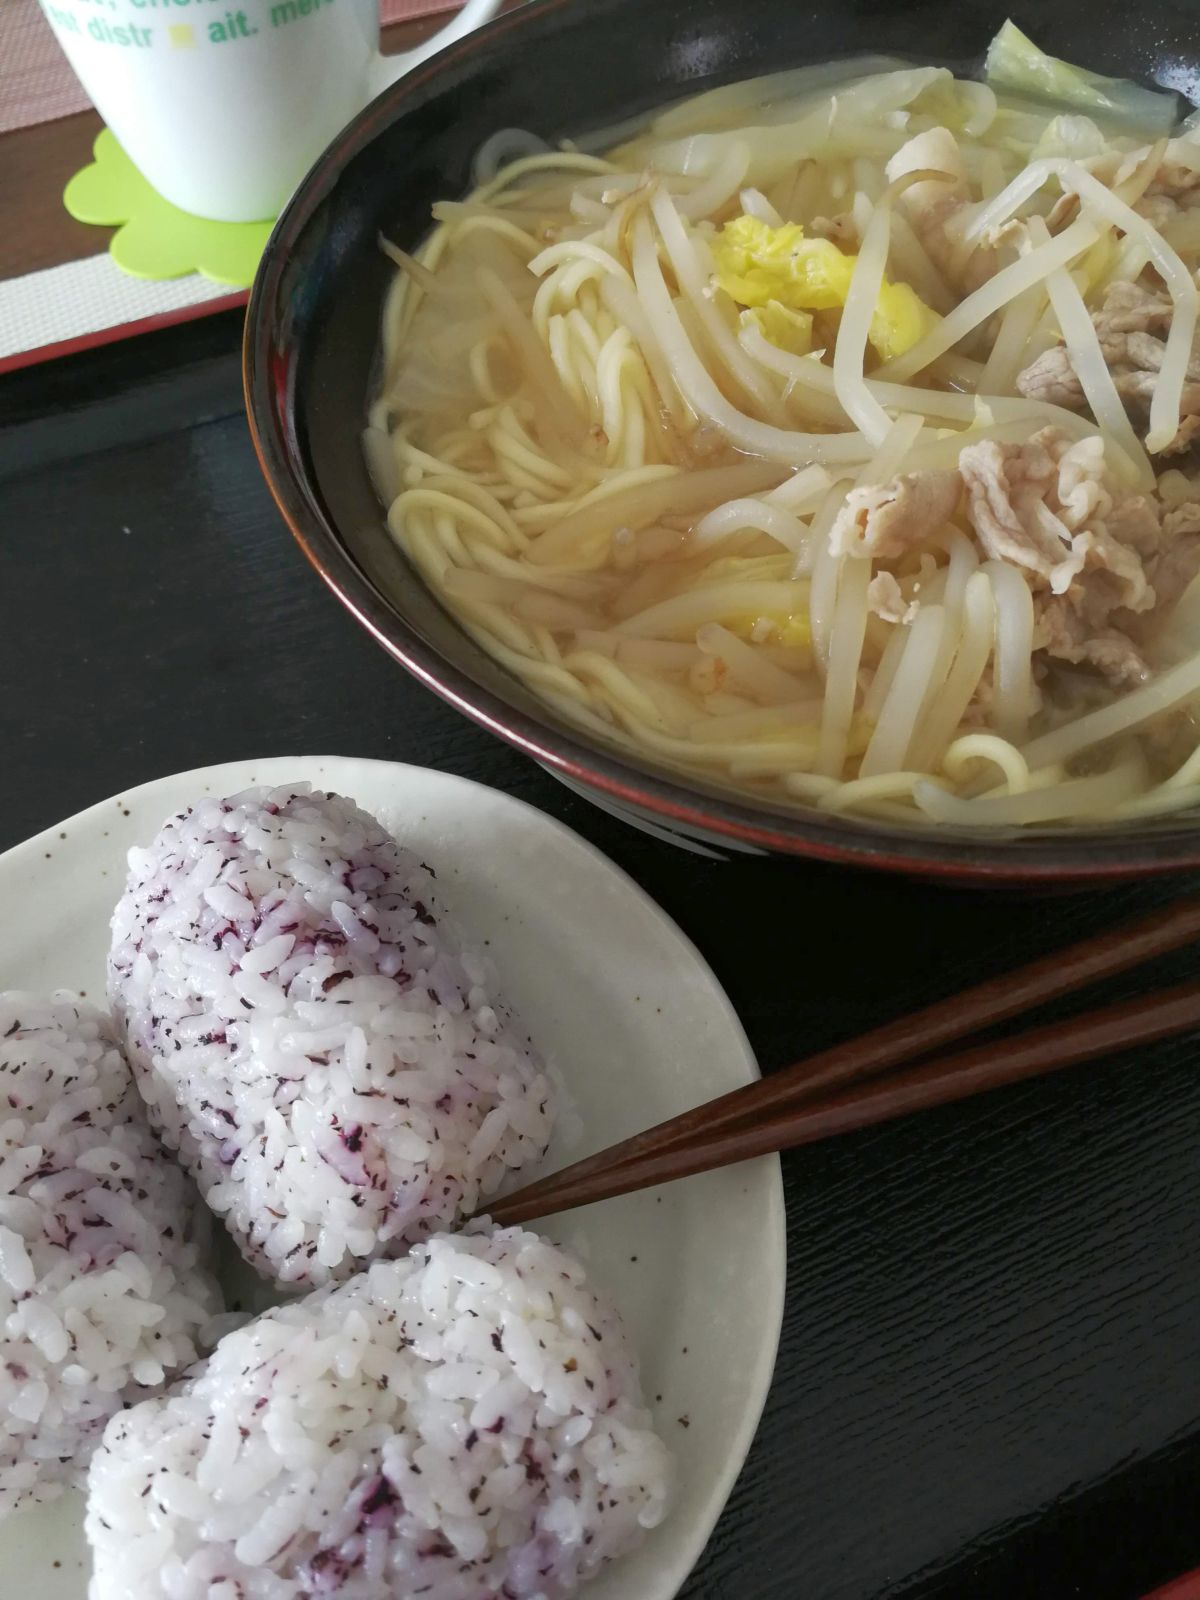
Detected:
[0,756,785,1600]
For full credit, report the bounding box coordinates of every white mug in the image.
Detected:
[37,0,502,222]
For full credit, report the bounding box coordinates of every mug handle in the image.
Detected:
[372,0,503,93]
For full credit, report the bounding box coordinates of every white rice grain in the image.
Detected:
[87,1224,670,1600]
[0,992,220,1522]
[108,786,557,1289]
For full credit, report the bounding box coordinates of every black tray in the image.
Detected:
[2,312,1200,1599]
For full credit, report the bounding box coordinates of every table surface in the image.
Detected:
[3,311,1200,1600]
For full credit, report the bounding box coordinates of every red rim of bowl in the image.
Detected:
[243,0,1200,883]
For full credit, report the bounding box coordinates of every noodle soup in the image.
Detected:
[368,26,1200,830]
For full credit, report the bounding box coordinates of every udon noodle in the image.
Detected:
[369,24,1200,828]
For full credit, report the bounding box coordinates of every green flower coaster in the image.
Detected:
[63,129,274,289]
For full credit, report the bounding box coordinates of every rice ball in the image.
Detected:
[0,992,220,1521]
[108,786,556,1289]
[86,1223,671,1600]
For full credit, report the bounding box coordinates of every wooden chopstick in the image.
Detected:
[489,979,1200,1226]
[490,895,1200,1220]
[485,898,1200,1228]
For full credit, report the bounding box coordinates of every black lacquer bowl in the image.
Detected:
[245,0,1200,883]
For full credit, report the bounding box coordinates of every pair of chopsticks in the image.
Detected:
[486,896,1200,1228]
